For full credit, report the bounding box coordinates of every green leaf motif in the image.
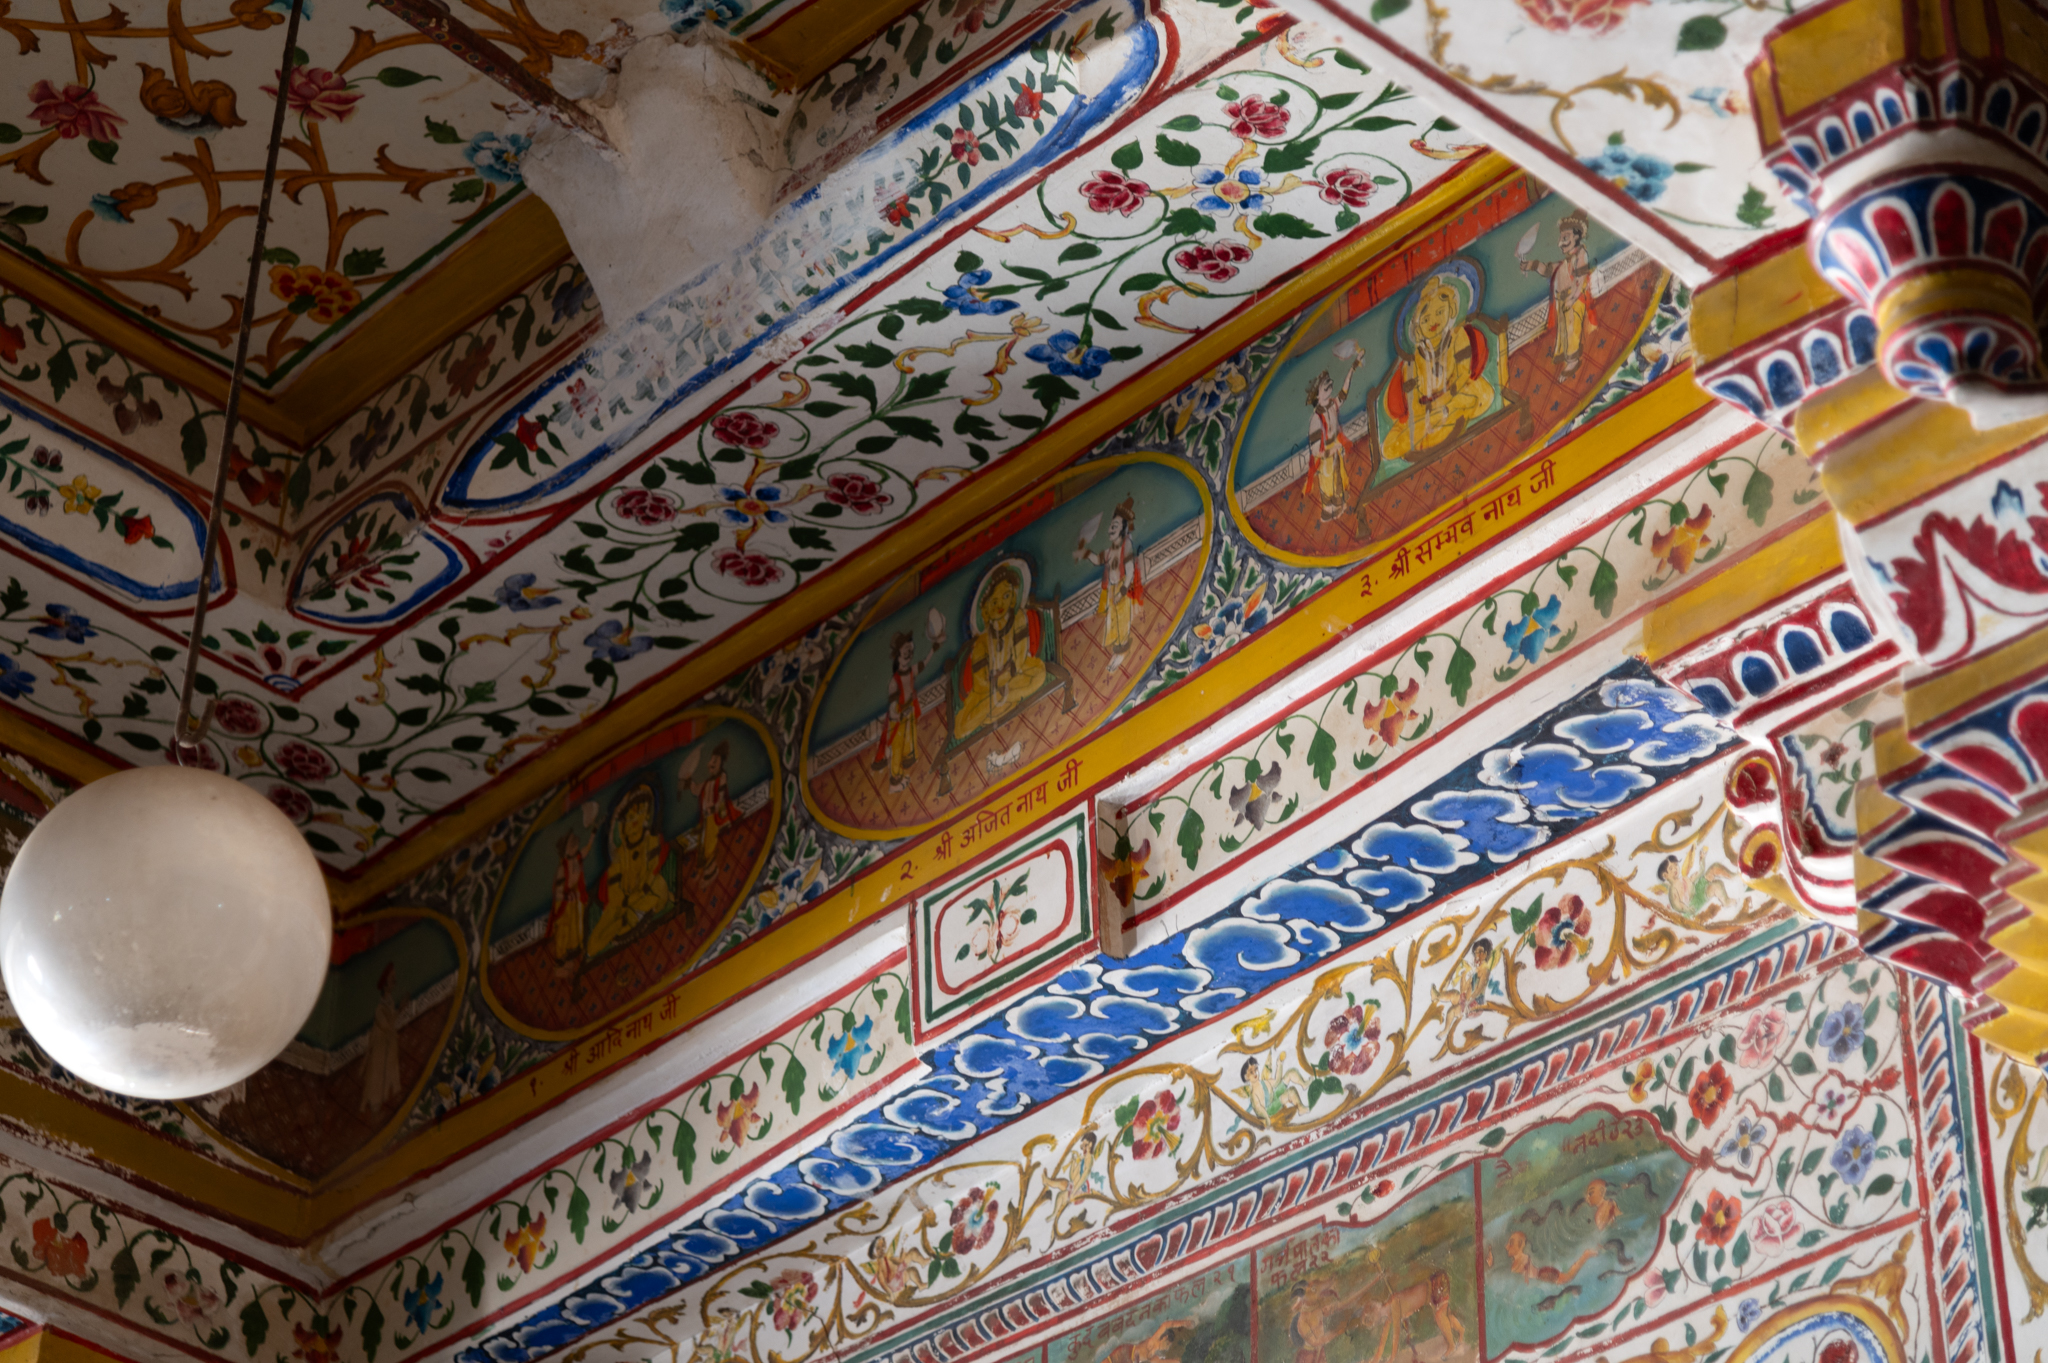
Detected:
[375,67,439,86]
[782,1054,808,1115]
[1737,185,1776,229]
[1676,14,1727,50]
[461,1246,485,1306]
[425,117,463,144]
[111,1245,139,1305]
[1369,0,1409,19]
[1155,134,1203,167]
[567,1184,591,1244]
[1177,805,1205,871]
[1251,211,1327,240]
[87,138,117,164]
[1589,559,1619,618]
[1307,723,1337,790]
[1742,469,1775,527]
[241,1300,268,1357]
[674,1115,696,1182]
[361,1300,384,1363]
[1445,644,1477,705]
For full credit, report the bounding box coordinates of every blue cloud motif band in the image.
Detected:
[460,662,1733,1363]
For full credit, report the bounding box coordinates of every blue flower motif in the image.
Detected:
[1025,330,1113,380]
[585,619,653,663]
[89,194,133,223]
[1192,167,1268,214]
[402,1273,442,1333]
[826,1015,875,1083]
[1501,595,1563,665]
[660,0,743,32]
[30,604,94,644]
[495,572,562,613]
[464,131,532,186]
[1581,142,1675,203]
[1718,1114,1769,1167]
[551,274,595,326]
[1736,1299,1762,1333]
[718,485,790,527]
[0,655,34,700]
[1830,1125,1877,1185]
[1817,1001,1866,1063]
[942,269,1018,316]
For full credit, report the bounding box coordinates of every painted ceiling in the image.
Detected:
[0,4,2035,1363]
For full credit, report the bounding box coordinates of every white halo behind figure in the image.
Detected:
[0,765,331,1099]
[968,557,1035,635]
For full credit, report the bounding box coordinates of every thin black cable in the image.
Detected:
[171,0,305,763]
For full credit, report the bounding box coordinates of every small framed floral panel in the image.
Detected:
[914,807,1095,1037]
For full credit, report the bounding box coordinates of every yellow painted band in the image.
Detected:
[1810,379,2048,525]
[1904,620,2048,736]
[1690,239,1841,365]
[1873,264,2033,335]
[739,0,922,90]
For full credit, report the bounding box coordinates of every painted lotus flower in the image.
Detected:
[614,488,679,526]
[768,1269,817,1333]
[1082,168,1151,216]
[466,130,531,185]
[291,1323,344,1363]
[1130,1088,1182,1159]
[162,1270,221,1323]
[1718,1113,1769,1167]
[949,1184,1000,1253]
[1503,594,1563,664]
[586,619,654,663]
[714,549,782,586]
[269,264,360,324]
[827,1015,874,1083]
[825,471,891,515]
[30,1217,88,1277]
[29,81,124,141]
[1323,1002,1381,1075]
[1228,759,1284,829]
[1223,94,1289,139]
[31,603,94,643]
[400,1272,441,1332]
[1697,1188,1741,1247]
[942,268,1018,316]
[1175,240,1253,284]
[609,1150,654,1211]
[1688,1060,1733,1124]
[503,1214,548,1272]
[1830,1125,1877,1185]
[1581,142,1675,203]
[1738,1008,1789,1066]
[1749,1198,1804,1257]
[1513,0,1646,34]
[274,739,336,783]
[1192,167,1267,214]
[1531,893,1592,969]
[214,696,266,735]
[711,410,779,449]
[1650,505,1714,575]
[1317,166,1376,208]
[1025,330,1112,380]
[268,785,312,824]
[492,573,561,614]
[717,1081,760,1146]
[263,66,360,122]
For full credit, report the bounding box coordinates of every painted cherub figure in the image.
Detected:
[1234,1053,1311,1130]
[1046,1126,1105,1235]
[679,742,733,878]
[1518,210,1597,376]
[1656,850,1744,923]
[1303,349,1368,523]
[547,800,600,977]
[1075,497,1145,670]
[1435,935,1498,1038]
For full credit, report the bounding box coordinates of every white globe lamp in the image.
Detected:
[0,765,331,1099]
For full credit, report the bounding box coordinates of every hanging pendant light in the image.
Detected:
[0,0,332,1100]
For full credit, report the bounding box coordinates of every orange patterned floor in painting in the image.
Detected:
[810,553,1200,831]
[487,804,774,1034]
[1246,263,1663,561]
[210,1002,453,1182]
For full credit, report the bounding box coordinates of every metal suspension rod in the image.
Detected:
[171,0,305,764]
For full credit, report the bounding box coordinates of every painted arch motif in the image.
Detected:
[804,453,1210,837]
